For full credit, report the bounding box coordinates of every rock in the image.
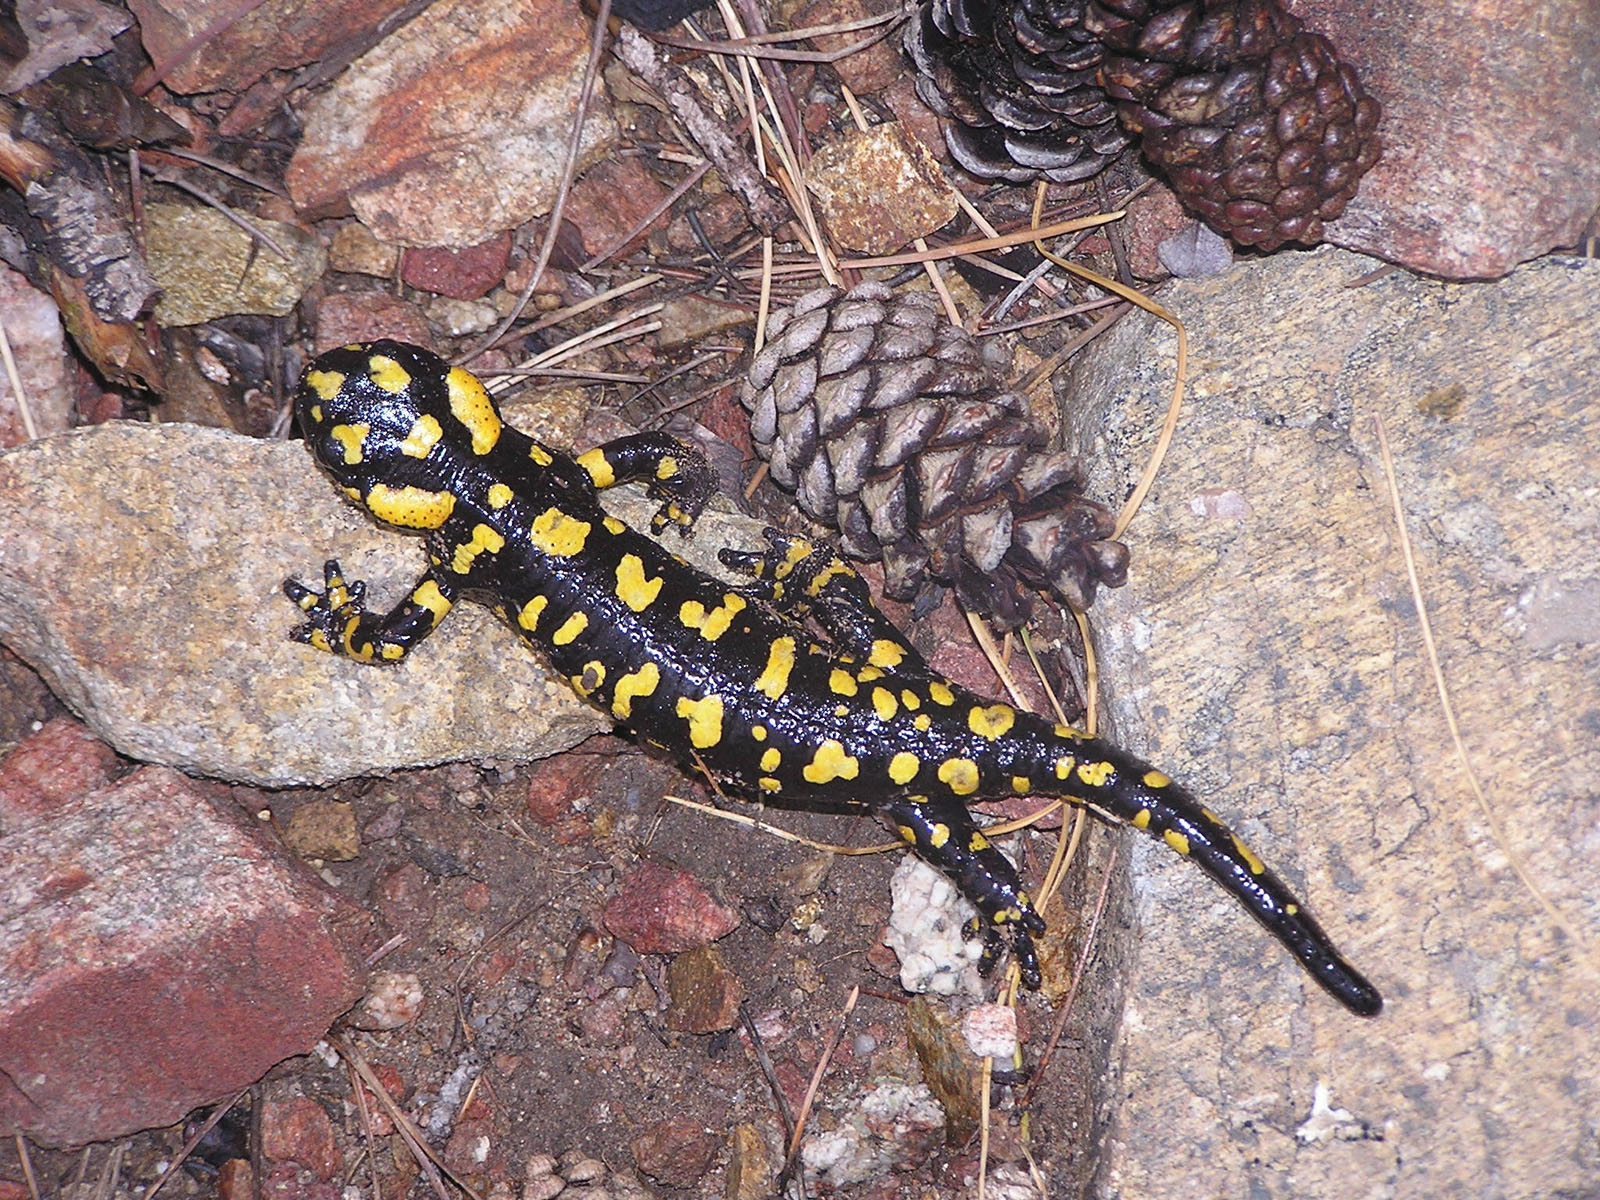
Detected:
[1060,247,1600,1198]
[1,0,129,93]
[400,232,513,300]
[805,123,956,255]
[906,995,982,1143]
[349,970,425,1031]
[285,0,619,248]
[0,766,367,1147]
[145,203,326,326]
[601,861,740,954]
[1314,0,1600,277]
[566,156,669,262]
[326,221,401,278]
[259,1096,341,1182]
[127,0,415,95]
[798,1079,945,1189]
[883,856,983,996]
[629,1116,718,1189]
[283,798,360,861]
[793,0,904,96]
[311,290,433,352]
[0,716,121,830]
[664,943,745,1033]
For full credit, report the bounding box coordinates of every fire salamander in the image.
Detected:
[285,340,1381,1016]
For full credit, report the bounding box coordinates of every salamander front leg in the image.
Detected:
[574,433,717,534]
[883,793,1045,988]
[284,559,459,663]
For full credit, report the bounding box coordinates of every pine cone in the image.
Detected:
[905,0,1134,183]
[741,281,1129,629]
[907,0,1381,249]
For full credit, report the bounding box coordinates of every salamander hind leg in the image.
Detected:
[720,529,927,672]
[284,559,459,664]
[884,794,1045,988]
[574,433,716,534]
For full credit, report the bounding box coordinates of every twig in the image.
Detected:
[144,1089,250,1200]
[614,23,791,235]
[0,316,37,441]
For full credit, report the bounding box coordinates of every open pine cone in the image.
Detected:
[742,281,1129,630]
[907,0,1381,249]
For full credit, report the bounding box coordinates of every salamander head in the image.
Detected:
[294,340,508,530]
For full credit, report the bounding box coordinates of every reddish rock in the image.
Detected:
[400,232,512,300]
[665,192,748,255]
[373,860,438,934]
[665,944,745,1034]
[311,290,432,353]
[794,0,904,95]
[128,0,415,96]
[0,716,121,828]
[0,767,369,1147]
[259,1161,341,1200]
[285,0,619,247]
[1121,189,1190,281]
[602,861,740,954]
[567,157,670,262]
[217,1157,257,1200]
[631,1116,719,1189]
[260,1096,341,1181]
[1300,0,1600,276]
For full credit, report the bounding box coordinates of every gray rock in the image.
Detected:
[1061,247,1600,1198]
[0,422,750,787]
[145,203,326,326]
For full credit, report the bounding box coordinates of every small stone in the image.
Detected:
[805,124,956,255]
[312,290,433,353]
[283,799,360,862]
[907,996,982,1144]
[0,716,121,828]
[401,232,513,300]
[724,1123,779,1200]
[350,970,426,1031]
[630,1117,718,1189]
[567,157,669,261]
[665,943,745,1033]
[602,861,740,954]
[145,203,326,326]
[327,222,401,278]
[260,1096,341,1181]
[561,1156,606,1184]
[959,1002,1018,1060]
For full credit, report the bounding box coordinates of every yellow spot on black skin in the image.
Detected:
[1132,809,1152,829]
[968,704,1015,740]
[1077,760,1116,788]
[552,611,588,646]
[331,423,367,464]
[517,595,547,632]
[828,669,858,697]
[1143,770,1172,789]
[1164,829,1191,855]
[367,354,411,394]
[754,638,795,700]
[888,752,920,784]
[450,523,506,574]
[486,483,513,508]
[615,554,664,612]
[445,365,501,454]
[575,448,614,487]
[401,414,443,458]
[872,688,898,722]
[896,824,917,844]
[679,594,746,641]
[676,694,725,748]
[611,663,660,719]
[306,369,344,402]
[855,665,884,684]
[366,483,456,529]
[760,747,781,772]
[530,507,591,556]
[412,580,452,626]
[968,831,990,851]
[759,778,781,792]
[913,714,931,732]
[900,691,920,710]
[868,639,905,669]
[656,455,678,480]
[529,443,554,467]
[938,758,979,796]
[751,724,767,741]
[927,823,950,848]
[803,740,858,784]
[1231,834,1266,875]
[1011,776,1032,794]
[603,516,625,535]
[1054,757,1073,781]
[927,681,954,706]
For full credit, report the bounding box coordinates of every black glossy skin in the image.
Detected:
[286,340,1381,1015]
